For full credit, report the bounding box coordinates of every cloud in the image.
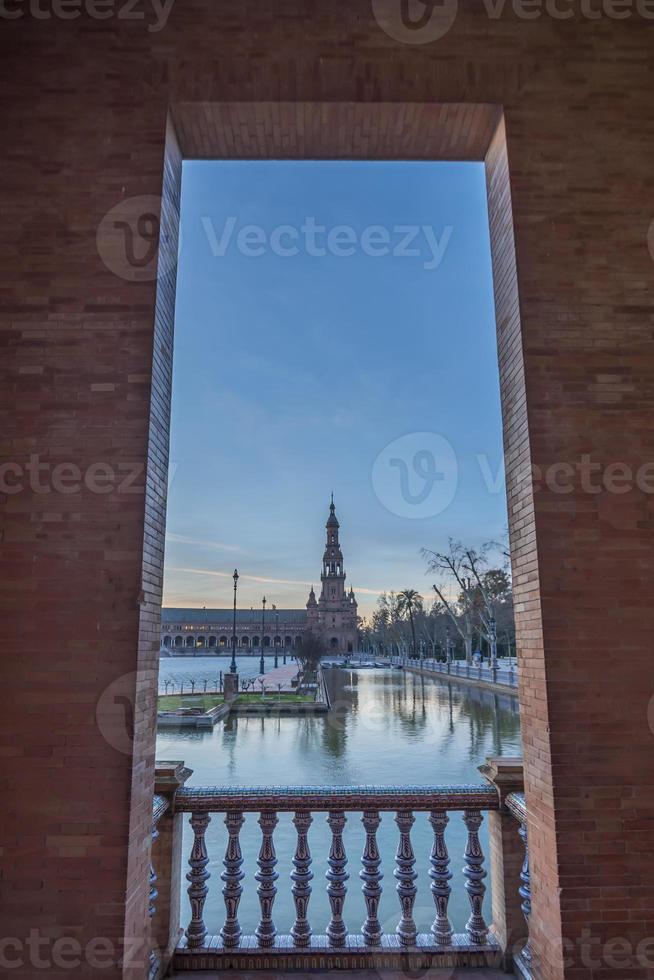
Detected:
[166,533,244,554]
[165,565,430,601]
[166,566,312,589]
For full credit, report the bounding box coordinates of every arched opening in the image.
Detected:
[347,641,353,653]
[284,635,292,647]
[330,637,338,649]
[185,635,195,647]
[219,636,227,647]
[196,636,205,647]
[273,635,281,646]
[208,635,217,648]
[263,636,270,647]
[174,635,183,647]
[163,635,172,647]
[294,635,302,647]
[252,636,260,647]
[240,636,249,646]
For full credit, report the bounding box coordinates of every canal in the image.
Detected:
[156,658,521,939]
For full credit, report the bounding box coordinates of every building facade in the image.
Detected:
[161,499,358,654]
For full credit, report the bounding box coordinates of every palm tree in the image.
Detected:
[397,589,423,659]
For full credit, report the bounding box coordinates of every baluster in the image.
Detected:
[463,809,488,944]
[220,811,245,948]
[148,827,159,979]
[360,810,383,946]
[429,810,453,944]
[291,811,313,947]
[518,821,532,963]
[185,812,211,948]
[394,810,417,946]
[326,811,348,946]
[255,810,279,947]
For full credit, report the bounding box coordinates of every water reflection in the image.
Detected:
[156,664,520,937]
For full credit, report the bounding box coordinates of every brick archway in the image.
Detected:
[4,16,652,970]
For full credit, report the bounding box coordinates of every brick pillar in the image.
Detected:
[223,672,239,700]
[151,761,192,976]
[480,757,526,967]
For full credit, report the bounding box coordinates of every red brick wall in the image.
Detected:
[1,4,653,978]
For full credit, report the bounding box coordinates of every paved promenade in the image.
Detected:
[253,662,300,692]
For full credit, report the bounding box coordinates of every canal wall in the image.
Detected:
[398,661,519,698]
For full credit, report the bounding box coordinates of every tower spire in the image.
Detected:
[307,497,358,655]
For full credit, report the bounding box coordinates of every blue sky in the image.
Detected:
[163,161,508,619]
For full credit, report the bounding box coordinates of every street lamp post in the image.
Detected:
[259,596,266,676]
[230,569,239,674]
[274,606,279,669]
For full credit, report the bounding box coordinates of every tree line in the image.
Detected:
[359,538,515,664]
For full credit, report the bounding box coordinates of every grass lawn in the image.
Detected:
[236,692,314,704]
[158,694,225,711]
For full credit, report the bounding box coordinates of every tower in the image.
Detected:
[306,496,358,654]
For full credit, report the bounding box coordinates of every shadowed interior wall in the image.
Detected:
[1,5,653,979]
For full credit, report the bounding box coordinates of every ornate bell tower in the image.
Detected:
[306,496,358,654]
[322,495,346,603]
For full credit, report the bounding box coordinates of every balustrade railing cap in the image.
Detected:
[505,790,527,824]
[478,757,524,805]
[175,783,500,812]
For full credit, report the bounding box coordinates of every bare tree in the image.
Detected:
[422,539,481,664]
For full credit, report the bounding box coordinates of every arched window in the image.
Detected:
[208,636,217,647]
[185,635,195,647]
[219,636,227,646]
[196,636,205,646]
[263,635,271,647]
[252,636,260,647]
[241,636,249,646]
[273,635,281,646]
[284,635,292,647]
[174,635,183,647]
[163,635,171,647]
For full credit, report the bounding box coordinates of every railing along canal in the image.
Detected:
[389,655,518,690]
[148,760,532,974]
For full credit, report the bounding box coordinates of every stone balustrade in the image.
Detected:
[389,655,518,690]
[506,790,531,979]
[147,759,530,974]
